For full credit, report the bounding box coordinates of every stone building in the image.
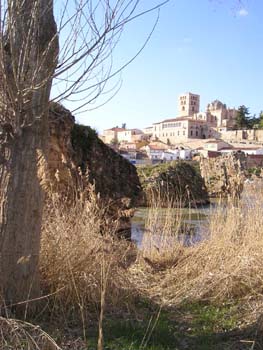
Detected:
[152,117,210,144]
[151,93,238,144]
[206,100,237,129]
[178,92,200,117]
[103,127,125,144]
[103,93,238,146]
[117,128,146,143]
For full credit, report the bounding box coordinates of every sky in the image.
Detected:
[59,0,263,133]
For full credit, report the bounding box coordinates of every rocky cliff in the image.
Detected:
[45,103,142,235]
[200,152,247,198]
[137,161,209,207]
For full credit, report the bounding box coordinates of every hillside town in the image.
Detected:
[101,92,263,167]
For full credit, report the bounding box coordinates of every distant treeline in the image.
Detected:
[235,105,263,129]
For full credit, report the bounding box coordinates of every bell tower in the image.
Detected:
[178,92,200,117]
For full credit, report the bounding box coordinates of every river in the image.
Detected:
[131,200,221,248]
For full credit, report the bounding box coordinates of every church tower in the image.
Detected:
[178,92,200,117]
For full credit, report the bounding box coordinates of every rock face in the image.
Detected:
[45,103,77,193]
[137,161,209,207]
[200,152,247,198]
[45,103,142,235]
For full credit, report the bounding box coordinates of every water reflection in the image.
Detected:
[131,200,220,248]
[131,180,263,250]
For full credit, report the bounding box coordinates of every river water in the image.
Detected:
[131,199,221,248]
[131,180,263,249]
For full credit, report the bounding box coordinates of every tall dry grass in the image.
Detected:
[132,182,263,306]
[3,181,263,348]
[139,197,184,269]
[1,186,138,350]
[138,186,205,271]
[40,187,136,323]
[0,316,61,350]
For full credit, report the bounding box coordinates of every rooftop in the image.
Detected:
[147,145,167,150]
[205,140,230,144]
[104,127,125,132]
[118,128,143,133]
[154,117,207,124]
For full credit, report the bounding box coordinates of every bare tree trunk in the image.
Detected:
[0,0,58,315]
[0,123,45,312]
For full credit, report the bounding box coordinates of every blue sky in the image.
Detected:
[61,0,263,133]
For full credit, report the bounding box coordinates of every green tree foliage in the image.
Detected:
[259,111,263,129]
[110,138,119,146]
[235,106,263,129]
[235,105,250,129]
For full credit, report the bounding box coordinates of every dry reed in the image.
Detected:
[139,195,184,269]
[3,181,263,348]
[40,187,137,322]
[131,183,263,306]
[0,317,61,350]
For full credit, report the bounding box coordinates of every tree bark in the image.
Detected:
[0,0,58,315]
[0,123,45,312]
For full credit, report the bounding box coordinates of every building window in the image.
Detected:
[178,131,180,136]
[182,106,185,111]
[190,130,193,136]
[192,107,194,112]
[196,131,198,136]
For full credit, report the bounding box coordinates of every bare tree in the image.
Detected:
[0,0,167,315]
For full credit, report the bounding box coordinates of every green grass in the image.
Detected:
[180,302,238,335]
[247,167,261,177]
[84,302,240,350]
[87,313,177,350]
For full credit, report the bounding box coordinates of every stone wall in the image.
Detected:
[220,129,263,143]
[45,103,78,193]
[44,103,142,235]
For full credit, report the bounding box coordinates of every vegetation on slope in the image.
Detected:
[71,123,142,207]
[137,161,209,207]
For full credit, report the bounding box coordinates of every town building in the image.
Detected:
[102,92,239,148]
[203,140,232,152]
[178,92,200,117]
[143,126,154,135]
[117,128,146,143]
[151,93,238,144]
[152,117,210,144]
[103,127,125,144]
[206,100,237,129]
[142,143,168,160]
[103,127,148,144]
